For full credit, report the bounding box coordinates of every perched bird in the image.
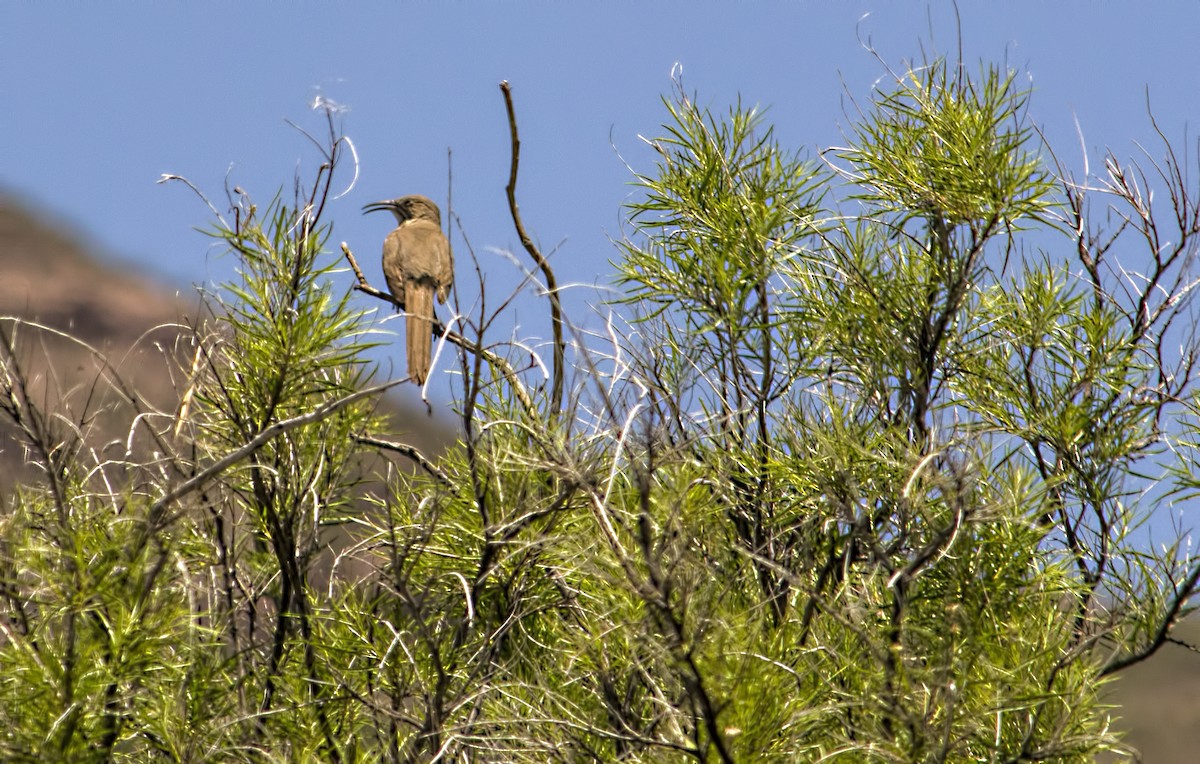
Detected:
[363,195,454,384]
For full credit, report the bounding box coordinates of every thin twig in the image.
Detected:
[353,433,452,486]
[500,81,565,415]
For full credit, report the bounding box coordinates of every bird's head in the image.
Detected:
[362,194,442,225]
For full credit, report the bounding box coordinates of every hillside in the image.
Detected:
[0,194,191,487]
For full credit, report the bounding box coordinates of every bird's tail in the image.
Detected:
[405,283,435,385]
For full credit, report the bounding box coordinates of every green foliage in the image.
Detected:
[1,52,1198,763]
[842,61,1053,226]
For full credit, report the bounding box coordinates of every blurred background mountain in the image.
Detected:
[0,191,1196,761]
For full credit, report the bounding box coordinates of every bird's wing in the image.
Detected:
[381,229,407,307]
[398,221,451,282]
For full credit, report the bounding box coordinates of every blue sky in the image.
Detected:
[4,3,1200,547]
[3,2,1199,370]
[9,2,1200,293]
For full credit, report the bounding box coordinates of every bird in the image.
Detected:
[363,195,454,384]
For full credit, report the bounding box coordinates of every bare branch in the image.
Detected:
[500,81,565,415]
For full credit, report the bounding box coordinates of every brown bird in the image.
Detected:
[363,195,454,384]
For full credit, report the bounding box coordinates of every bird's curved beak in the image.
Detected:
[362,200,400,216]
